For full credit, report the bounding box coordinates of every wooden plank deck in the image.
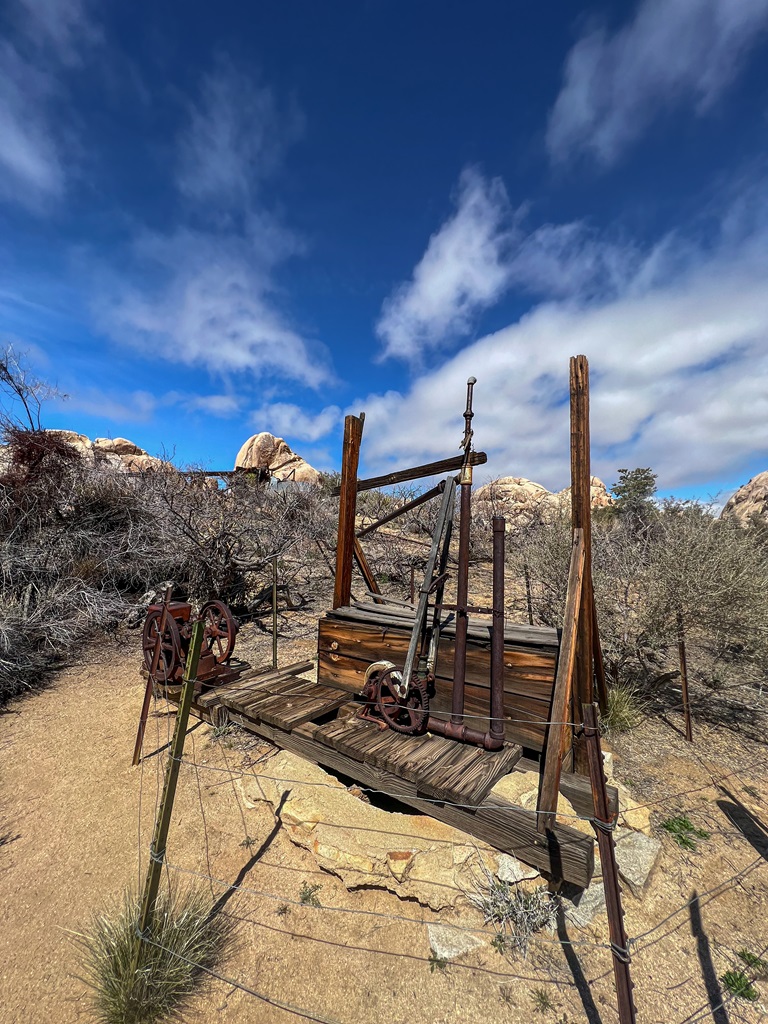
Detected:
[160,660,608,887]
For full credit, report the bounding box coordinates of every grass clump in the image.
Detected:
[428,952,448,973]
[298,882,322,907]
[464,860,558,958]
[75,885,232,1024]
[601,682,646,736]
[660,815,710,850]
[738,949,768,976]
[531,986,554,1012]
[722,969,759,1001]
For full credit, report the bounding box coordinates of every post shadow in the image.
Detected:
[210,790,289,919]
[689,890,729,1024]
[556,904,604,1024]
[716,786,768,860]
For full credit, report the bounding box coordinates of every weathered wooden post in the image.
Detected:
[333,413,365,609]
[132,621,204,972]
[570,355,607,771]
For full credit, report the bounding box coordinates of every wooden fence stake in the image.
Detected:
[676,608,693,743]
[132,621,204,973]
[333,414,364,609]
[537,529,585,833]
[570,355,595,774]
[583,702,637,1024]
[132,585,173,766]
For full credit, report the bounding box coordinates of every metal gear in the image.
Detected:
[374,666,429,735]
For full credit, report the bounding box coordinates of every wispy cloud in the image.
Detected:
[98,64,331,390]
[176,60,302,217]
[251,402,342,442]
[0,0,99,207]
[547,0,768,167]
[363,177,768,491]
[376,168,516,365]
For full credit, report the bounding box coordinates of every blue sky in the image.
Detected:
[2,0,768,499]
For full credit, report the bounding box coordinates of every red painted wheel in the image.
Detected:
[374,667,429,735]
[142,610,182,680]
[200,600,237,664]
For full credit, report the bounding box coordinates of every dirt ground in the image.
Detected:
[2,618,768,1024]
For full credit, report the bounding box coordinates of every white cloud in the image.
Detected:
[97,66,331,390]
[548,0,768,167]
[0,0,98,207]
[251,402,342,442]
[361,182,768,493]
[376,168,516,364]
[62,387,156,423]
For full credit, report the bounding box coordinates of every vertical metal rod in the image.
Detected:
[451,479,472,725]
[132,585,173,766]
[451,375,476,726]
[132,621,204,973]
[489,516,506,745]
[676,608,693,743]
[523,562,534,625]
[272,555,279,671]
[583,702,637,1024]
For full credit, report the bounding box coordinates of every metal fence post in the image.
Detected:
[132,621,204,973]
[583,702,637,1024]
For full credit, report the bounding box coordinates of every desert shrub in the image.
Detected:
[75,884,232,1024]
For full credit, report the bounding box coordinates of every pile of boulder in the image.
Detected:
[235,432,321,486]
[474,475,612,527]
[720,471,768,524]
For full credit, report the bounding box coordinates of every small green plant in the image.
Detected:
[722,970,759,1001]
[601,682,646,735]
[738,949,768,976]
[660,815,710,850]
[743,785,761,801]
[531,986,554,1012]
[299,882,322,907]
[239,836,258,850]
[276,903,290,917]
[428,952,448,973]
[74,884,232,1024]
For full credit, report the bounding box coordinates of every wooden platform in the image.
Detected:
[160,659,609,888]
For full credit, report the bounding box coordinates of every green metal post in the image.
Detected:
[132,621,204,971]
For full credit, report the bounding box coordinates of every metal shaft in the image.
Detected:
[490,516,506,744]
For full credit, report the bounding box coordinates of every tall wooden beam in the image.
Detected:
[570,355,594,773]
[537,529,585,833]
[333,414,364,609]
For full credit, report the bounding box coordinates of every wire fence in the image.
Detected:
[132,664,768,1024]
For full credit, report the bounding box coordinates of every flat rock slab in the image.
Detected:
[497,853,540,884]
[564,882,606,928]
[615,830,662,897]
[427,924,485,962]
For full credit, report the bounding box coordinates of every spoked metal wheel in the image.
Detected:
[200,600,237,664]
[142,610,182,680]
[374,666,430,735]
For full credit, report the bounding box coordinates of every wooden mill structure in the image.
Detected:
[148,355,615,888]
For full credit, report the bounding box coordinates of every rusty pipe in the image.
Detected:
[490,515,506,746]
[427,715,502,750]
[450,474,472,725]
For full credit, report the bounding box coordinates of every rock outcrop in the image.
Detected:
[475,475,612,526]
[43,431,165,472]
[235,431,321,486]
[720,471,768,524]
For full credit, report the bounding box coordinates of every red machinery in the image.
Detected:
[142,597,238,687]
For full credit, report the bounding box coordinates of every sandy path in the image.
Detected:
[2,629,768,1024]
